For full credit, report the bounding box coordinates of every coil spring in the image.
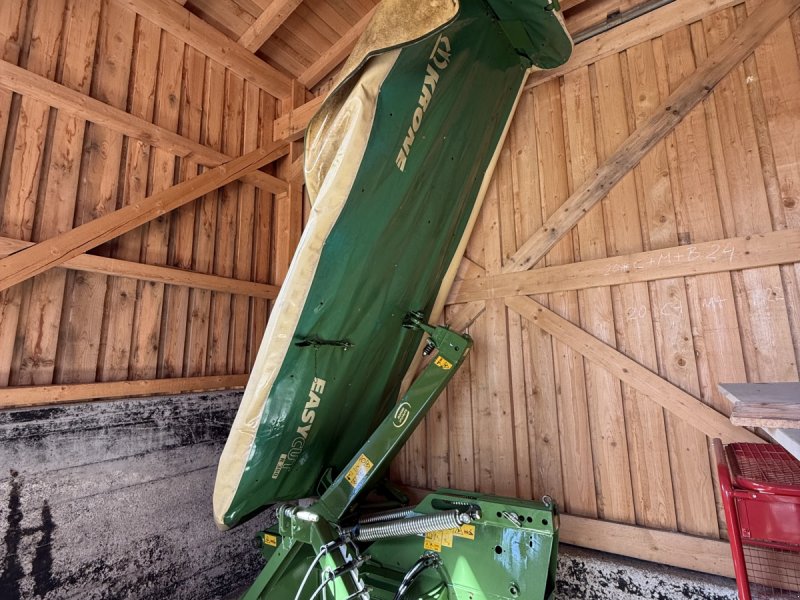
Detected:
[359,506,418,525]
[355,510,471,542]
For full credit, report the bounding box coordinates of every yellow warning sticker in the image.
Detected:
[454,524,475,540]
[263,534,278,547]
[424,526,467,551]
[434,356,453,370]
[441,530,454,548]
[345,454,374,488]
[424,530,443,552]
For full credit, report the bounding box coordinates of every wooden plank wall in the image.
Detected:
[0,0,286,392]
[398,0,800,552]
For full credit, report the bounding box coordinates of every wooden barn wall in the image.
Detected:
[397,0,800,548]
[0,0,287,391]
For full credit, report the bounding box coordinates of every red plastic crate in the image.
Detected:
[715,440,800,600]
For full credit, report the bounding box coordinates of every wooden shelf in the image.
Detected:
[720,383,800,429]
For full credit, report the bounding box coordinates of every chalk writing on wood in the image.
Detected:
[602,244,735,277]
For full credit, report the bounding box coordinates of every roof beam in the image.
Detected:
[238,0,303,52]
[529,0,743,87]
[298,6,377,89]
[0,59,289,194]
[0,236,279,299]
[0,146,282,293]
[275,0,744,143]
[118,0,292,97]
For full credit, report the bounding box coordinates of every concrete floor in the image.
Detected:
[222,545,737,600]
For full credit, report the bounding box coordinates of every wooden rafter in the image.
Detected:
[0,375,248,408]
[298,6,378,89]
[0,236,279,299]
[238,0,304,52]
[0,146,283,293]
[0,59,290,194]
[529,0,743,87]
[271,5,379,141]
[118,0,292,97]
[272,0,748,144]
[449,230,800,303]
[505,296,760,445]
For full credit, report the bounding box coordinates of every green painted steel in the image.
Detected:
[222,0,572,530]
[246,490,558,599]
[315,319,472,523]
[364,490,558,600]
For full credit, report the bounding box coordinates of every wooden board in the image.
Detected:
[398,0,800,574]
[0,2,290,398]
[721,383,800,428]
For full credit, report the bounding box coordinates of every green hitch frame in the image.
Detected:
[241,317,472,600]
[315,314,472,523]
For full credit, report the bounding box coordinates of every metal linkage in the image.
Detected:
[352,510,473,542]
[358,506,418,525]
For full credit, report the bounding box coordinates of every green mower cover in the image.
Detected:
[213,0,572,530]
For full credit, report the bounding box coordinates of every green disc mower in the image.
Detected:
[213,1,572,598]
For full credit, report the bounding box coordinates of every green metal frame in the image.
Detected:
[242,317,471,599]
[364,490,559,600]
[240,319,559,600]
[315,315,471,523]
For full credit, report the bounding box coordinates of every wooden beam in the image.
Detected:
[273,94,325,142]
[558,514,735,579]
[270,6,379,142]
[298,6,377,89]
[398,486,734,578]
[0,374,248,408]
[0,147,281,293]
[508,0,800,275]
[450,230,800,302]
[559,0,590,9]
[238,0,303,52]
[720,383,800,429]
[0,59,289,194]
[505,295,761,444]
[529,0,743,87]
[0,236,279,299]
[118,0,292,97]
[433,2,797,333]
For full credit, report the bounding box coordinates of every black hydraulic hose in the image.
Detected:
[393,554,440,600]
